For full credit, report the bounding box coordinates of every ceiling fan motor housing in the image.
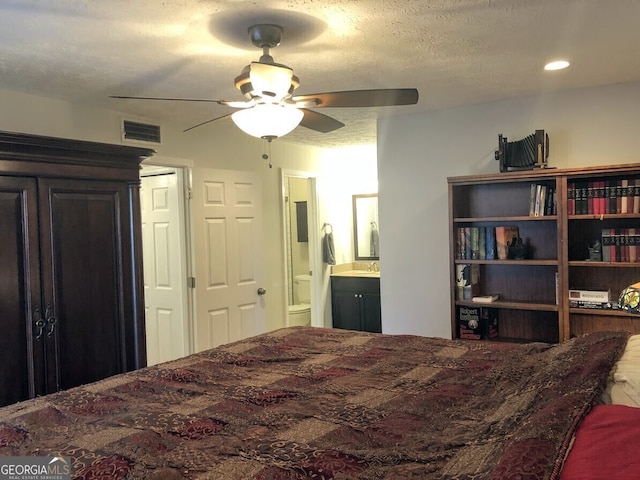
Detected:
[249,24,283,49]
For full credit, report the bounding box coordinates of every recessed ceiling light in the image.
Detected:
[544,60,570,71]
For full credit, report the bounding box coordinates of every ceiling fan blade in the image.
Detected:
[292,88,419,108]
[183,113,232,133]
[299,109,345,133]
[109,95,253,108]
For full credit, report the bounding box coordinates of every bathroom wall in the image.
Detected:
[285,176,311,304]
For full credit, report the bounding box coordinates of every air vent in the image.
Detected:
[122,120,161,144]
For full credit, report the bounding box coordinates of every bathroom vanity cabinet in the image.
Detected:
[331,276,382,333]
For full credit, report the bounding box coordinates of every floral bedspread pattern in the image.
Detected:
[0,327,628,479]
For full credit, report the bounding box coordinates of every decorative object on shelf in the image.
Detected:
[619,282,640,314]
[508,236,527,260]
[456,264,480,300]
[495,226,519,260]
[588,240,602,261]
[495,129,549,172]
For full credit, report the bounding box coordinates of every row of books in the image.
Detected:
[602,228,640,262]
[455,226,519,260]
[568,178,640,215]
[529,184,557,217]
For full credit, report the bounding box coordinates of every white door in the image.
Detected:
[140,168,190,365]
[191,168,266,350]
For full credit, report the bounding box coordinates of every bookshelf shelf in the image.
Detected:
[457,300,559,312]
[454,216,558,223]
[455,259,558,266]
[569,213,640,220]
[569,308,631,317]
[569,261,640,268]
[449,163,640,343]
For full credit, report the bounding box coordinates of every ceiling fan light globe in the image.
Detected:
[231,104,304,139]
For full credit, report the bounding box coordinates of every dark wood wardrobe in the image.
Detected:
[0,131,154,407]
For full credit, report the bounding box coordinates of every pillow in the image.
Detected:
[561,404,640,479]
[601,334,640,407]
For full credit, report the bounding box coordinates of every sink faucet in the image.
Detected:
[368,262,379,272]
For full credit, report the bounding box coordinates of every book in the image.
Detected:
[545,187,555,216]
[534,184,547,216]
[529,183,537,216]
[464,227,471,260]
[621,179,629,213]
[495,226,519,260]
[485,227,496,260]
[567,182,576,215]
[568,288,611,303]
[627,178,635,213]
[470,227,479,259]
[472,294,499,303]
[608,179,617,214]
[569,300,618,309]
[601,229,611,262]
[457,306,498,340]
[627,228,638,262]
[587,181,595,214]
[478,226,486,259]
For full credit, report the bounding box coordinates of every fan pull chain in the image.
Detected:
[262,138,273,168]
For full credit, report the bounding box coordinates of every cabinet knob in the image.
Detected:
[257,288,267,296]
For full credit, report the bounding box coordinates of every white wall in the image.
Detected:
[378,81,640,338]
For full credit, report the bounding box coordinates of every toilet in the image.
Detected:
[288,274,311,326]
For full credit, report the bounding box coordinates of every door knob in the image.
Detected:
[257,288,267,295]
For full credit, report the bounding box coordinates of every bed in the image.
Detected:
[0,327,637,479]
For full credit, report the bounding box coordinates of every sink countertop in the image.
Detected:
[331,262,380,278]
[331,270,380,278]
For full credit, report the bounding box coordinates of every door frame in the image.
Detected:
[141,157,195,355]
[280,169,322,328]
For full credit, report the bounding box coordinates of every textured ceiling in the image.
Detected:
[1,0,640,147]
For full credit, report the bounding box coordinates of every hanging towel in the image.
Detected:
[323,232,336,265]
[370,222,379,257]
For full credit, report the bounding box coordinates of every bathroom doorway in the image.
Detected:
[281,170,320,328]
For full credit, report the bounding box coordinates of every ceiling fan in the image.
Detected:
[110,24,419,140]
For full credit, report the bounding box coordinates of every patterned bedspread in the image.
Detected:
[0,327,629,479]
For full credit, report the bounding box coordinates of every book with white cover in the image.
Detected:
[472,294,500,303]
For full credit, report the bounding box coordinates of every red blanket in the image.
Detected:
[0,327,628,479]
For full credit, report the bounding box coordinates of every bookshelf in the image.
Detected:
[449,164,640,343]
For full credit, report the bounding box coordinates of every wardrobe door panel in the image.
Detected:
[0,177,41,406]
[39,178,130,392]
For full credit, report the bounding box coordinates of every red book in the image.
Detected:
[599,180,607,215]
[627,178,635,213]
[629,228,637,263]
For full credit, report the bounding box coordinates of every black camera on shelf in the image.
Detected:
[495,129,549,172]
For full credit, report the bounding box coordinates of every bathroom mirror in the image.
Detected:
[353,193,379,260]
